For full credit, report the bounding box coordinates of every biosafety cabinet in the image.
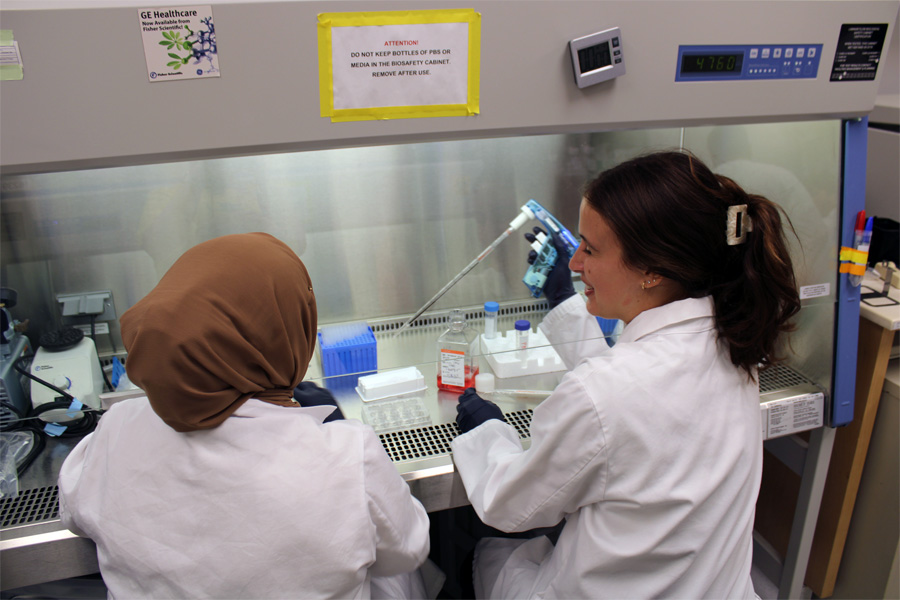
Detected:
[0,1,897,597]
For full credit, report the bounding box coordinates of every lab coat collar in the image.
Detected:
[236,399,336,423]
[617,296,715,344]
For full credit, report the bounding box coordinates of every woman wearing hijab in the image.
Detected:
[58,232,430,599]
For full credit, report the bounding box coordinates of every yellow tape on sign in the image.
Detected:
[318,9,481,122]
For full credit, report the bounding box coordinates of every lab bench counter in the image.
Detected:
[1,305,827,591]
[859,270,900,331]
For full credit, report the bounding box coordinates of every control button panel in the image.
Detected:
[676,43,823,81]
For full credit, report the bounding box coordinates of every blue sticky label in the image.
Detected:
[66,399,84,419]
[44,422,67,437]
[111,357,126,389]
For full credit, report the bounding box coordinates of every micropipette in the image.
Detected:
[392,209,533,337]
[393,200,579,337]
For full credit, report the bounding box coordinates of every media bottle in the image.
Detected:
[436,309,479,392]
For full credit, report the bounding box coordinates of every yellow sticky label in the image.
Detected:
[839,247,868,264]
[839,246,869,280]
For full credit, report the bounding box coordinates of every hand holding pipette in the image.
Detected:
[521,201,579,298]
[527,228,576,307]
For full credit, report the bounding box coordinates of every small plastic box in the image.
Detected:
[362,396,432,433]
[318,323,377,390]
[356,367,426,402]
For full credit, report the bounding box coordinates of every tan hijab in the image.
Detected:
[120,233,317,432]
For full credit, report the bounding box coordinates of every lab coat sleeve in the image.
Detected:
[362,429,431,577]
[451,371,608,533]
[539,294,608,369]
[57,432,94,539]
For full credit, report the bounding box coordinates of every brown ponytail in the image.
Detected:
[583,151,801,375]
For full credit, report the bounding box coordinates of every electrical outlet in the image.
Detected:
[57,290,117,322]
[74,322,110,335]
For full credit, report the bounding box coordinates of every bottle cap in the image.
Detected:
[484,301,499,313]
[475,373,495,394]
[515,319,531,331]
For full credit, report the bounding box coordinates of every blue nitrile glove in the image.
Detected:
[526,227,576,309]
[293,381,344,422]
[456,387,506,434]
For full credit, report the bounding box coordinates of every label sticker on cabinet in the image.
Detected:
[830,23,888,81]
[765,393,824,439]
[139,6,219,82]
[800,283,831,299]
[0,30,24,81]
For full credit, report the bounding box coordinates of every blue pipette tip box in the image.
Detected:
[318,323,378,390]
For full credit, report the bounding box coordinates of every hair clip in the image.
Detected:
[726,204,753,245]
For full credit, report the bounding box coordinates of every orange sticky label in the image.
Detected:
[839,263,867,276]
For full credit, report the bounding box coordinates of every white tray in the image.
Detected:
[481,328,566,379]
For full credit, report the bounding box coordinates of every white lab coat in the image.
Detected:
[451,295,761,599]
[59,397,431,599]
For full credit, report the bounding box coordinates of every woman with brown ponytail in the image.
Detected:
[451,151,801,599]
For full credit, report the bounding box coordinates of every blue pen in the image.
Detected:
[861,216,874,248]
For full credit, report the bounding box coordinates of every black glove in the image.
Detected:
[293,381,344,422]
[526,227,575,309]
[456,387,506,434]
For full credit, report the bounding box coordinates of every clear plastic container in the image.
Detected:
[437,309,480,393]
[483,301,499,339]
[361,397,431,433]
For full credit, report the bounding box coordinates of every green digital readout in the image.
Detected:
[681,53,743,74]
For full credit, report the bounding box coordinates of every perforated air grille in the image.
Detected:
[0,366,815,528]
[760,364,813,394]
[1,485,59,527]
[379,408,534,462]
[369,301,550,334]
[504,409,535,439]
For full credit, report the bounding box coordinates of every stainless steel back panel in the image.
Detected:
[2,123,838,397]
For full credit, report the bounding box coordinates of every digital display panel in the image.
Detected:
[578,42,612,73]
[681,52,744,75]
[569,27,624,88]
